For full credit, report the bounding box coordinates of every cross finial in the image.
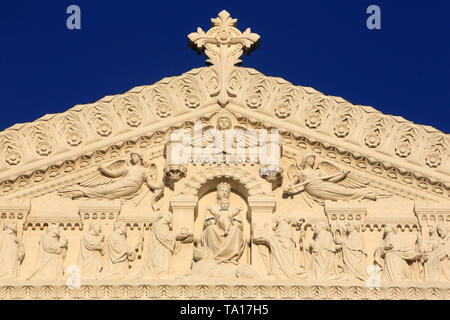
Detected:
[188,10,260,107]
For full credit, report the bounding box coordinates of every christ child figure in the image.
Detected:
[208,198,242,236]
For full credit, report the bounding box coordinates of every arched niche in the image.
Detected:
[194,177,251,265]
[169,165,277,275]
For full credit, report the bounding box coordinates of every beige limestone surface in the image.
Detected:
[0,10,449,300]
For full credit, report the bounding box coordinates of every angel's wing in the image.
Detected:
[234,126,259,148]
[317,161,341,175]
[287,164,300,183]
[77,160,126,187]
[283,164,305,196]
[191,125,215,148]
[318,161,370,189]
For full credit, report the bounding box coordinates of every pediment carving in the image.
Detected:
[0,67,448,201]
[0,10,449,300]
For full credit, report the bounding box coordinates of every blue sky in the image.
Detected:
[0,0,449,132]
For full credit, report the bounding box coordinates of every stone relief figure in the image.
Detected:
[77,222,105,280]
[253,215,307,280]
[207,198,243,237]
[59,152,165,211]
[309,222,340,280]
[374,224,423,282]
[201,182,246,265]
[26,224,68,281]
[191,113,259,162]
[330,226,345,276]
[0,222,25,280]
[97,222,137,280]
[436,224,450,281]
[185,245,259,280]
[297,219,311,272]
[416,225,440,282]
[135,212,192,279]
[335,221,367,281]
[284,152,389,206]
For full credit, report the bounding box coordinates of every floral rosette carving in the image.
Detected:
[244,76,270,110]
[66,131,82,147]
[364,132,381,148]
[35,140,52,156]
[126,112,142,128]
[305,112,321,128]
[116,94,143,128]
[393,124,419,158]
[176,76,203,109]
[395,142,411,158]
[87,103,115,138]
[424,133,449,168]
[334,123,350,138]
[362,115,391,149]
[96,121,113,137]
[275,102,292,119]
[144,85,173,119]
[155,103,172,118]
[305,95,328,128]
[0,132,23,166]
[331,103,360,138]
[274,85,298,119]
[246,94,262,109]
[5,149,22,165]
[59,113,84,147]
[185,94,201,109]
[425,152,441,168]
[24,122,54,157]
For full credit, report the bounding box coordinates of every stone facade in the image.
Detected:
[0,10,449,300]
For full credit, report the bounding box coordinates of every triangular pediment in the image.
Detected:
[0,11,448,204]
[0,65,448,203]
[1,10,450,300]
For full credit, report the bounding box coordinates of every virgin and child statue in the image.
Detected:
[201,182,246,265]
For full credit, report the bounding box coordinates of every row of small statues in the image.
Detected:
[0,218,449,283]
[254,217,450,283]
[0,213,192,281]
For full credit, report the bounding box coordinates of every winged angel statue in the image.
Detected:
[283,152,390,206]
[58,152,165,211]
[190,115,259,161]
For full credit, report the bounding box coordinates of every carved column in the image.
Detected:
[169,196,198,274]
[248,196,276,276]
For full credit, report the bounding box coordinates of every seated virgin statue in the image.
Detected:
[201,182,246,265]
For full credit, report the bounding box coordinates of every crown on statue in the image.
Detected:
[217,182,231,193]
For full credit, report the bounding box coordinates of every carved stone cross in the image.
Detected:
[188,10,260,107]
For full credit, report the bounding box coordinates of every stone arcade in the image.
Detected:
[0,10,449,300]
